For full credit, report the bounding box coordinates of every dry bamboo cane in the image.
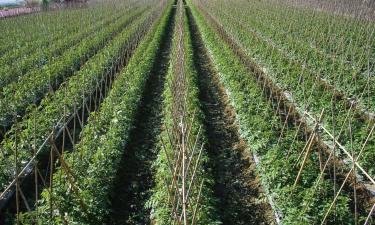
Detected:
[49,132,54,222]
[320,120,375,224]
[320,167,353,225]
[34,104,38,222]
[15,121,20,225]
[191,180,204,225]
[364,203,375,225]
[293,109,325,188]
[18,188,30,211]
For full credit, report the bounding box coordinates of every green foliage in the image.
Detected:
[0,0,141,56]
[188,1,356,224]
[18,2,172,224]
[0,6,133,89]
[147,4,220,224]
[0,5,152,194]
[197,0,375,177]
[0,7,148,130]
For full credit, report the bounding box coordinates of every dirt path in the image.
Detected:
[186,8,276,225]
[107,8,175,225]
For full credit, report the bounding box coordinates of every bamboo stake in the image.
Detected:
[49,132,54,221]
[293,109,324,188]
[320,167,352,225]
[191,180,204,225]
[364,203,375,225]
[15,121,20,225]
[19,188,30,211]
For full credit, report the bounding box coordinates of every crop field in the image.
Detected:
[0,0,374,224]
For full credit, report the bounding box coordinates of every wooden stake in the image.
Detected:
[293,109,324,188]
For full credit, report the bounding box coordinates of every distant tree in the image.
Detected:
[42,0,48,10]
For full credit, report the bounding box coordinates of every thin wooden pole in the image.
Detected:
[15,121,20,225]
[293,109,324,188]
[49,132,55,222]
[364,203,375,225]
[34,106,38,222]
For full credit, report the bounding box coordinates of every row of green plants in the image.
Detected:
[198,0,375,178]
[147,2,220,224]
[210,0,375,71]
[0,4,156,194]
[0,6,131,91]
[206,0,375,112]
[0,0,141,57]
[0,4,116,68]
[0,6,95,56]
[0,7,148,130]
[189,1,365,224]
[209,0,374,62]
[201,0,375,112]
[16,1,171,224]
[0,8,87,55]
